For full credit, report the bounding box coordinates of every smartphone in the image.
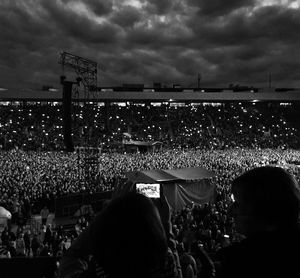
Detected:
[136,183,160,198]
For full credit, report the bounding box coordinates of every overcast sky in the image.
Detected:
[0,0,300,89]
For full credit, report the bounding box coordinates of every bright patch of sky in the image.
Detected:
[67,0,107,24]
[67,1,89,16]
[14,0,46,20]
[243,0,299,17]
[158,15,167,23]
[255,0,299,9]
[123,0,145,9]
[289,1,299,8]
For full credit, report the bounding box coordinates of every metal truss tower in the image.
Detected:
[59,51,98,98]
[59,51,99,188]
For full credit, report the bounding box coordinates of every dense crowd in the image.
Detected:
[0,101,300,277]
[1,148,300,262]
[1,148,300,215]
[0,102,299,150]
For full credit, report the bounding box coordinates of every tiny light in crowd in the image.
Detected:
[230,194,235,202]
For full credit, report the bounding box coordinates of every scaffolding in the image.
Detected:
[59,51,98,98]
[59,51,99,187]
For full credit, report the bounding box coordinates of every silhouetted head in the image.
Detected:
[91,192,168,278]
[230,166,300,236]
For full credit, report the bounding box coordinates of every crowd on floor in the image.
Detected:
[1,148,299,266]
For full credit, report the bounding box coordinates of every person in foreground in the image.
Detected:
[215,166,300,278]
[58,192,182,278]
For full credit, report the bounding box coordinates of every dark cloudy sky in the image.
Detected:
[0,0,300,89]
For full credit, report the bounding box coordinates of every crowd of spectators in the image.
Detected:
[0,223,70,258]
[1,148,299,263]
[1,148,300,216]
[0,101,300,277]
[0,102,299,150]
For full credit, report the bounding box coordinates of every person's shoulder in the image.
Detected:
[216,228,300,278]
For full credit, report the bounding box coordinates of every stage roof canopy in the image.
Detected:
[125,166,216,184]
[164,167,216,181]
[124,140,162,146]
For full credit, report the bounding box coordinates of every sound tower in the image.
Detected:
[62,81,74,152]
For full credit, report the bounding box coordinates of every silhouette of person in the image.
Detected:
[58,192,182,278]
[40,206,50,226]
[215,166,300,278]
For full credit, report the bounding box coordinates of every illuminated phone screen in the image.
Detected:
[136,183,160,198]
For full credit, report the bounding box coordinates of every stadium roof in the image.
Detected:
[1,87,300,102]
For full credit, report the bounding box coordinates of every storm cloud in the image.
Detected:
[0,0,299,89]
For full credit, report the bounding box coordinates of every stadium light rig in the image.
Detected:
[58,51,98,95]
